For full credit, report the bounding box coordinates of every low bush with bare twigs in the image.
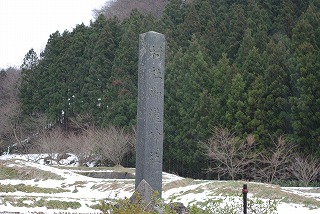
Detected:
[203,127,320,186]
[203,127,257,180]
[94,126,135,166]
[30,125,134,167]
[255,135,296,183]
[290,155,320,186]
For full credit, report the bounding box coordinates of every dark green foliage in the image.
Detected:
[210,54,234,127]
[262,37,293,139]
[225,73,249,137]
[290,5,320,155]
[164,38,213,177]
[18,0,320,178]
[19,48,40,114]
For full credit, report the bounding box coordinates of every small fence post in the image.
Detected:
[242,184,248,214]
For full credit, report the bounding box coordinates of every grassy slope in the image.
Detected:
[0,159,319,213]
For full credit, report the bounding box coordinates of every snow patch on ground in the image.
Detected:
[0,154,319,214]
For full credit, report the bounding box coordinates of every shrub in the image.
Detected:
[33,127,69,164]
[99,198,160,214]
[98,195,279,214]
[46,200,81,209]
[256,135,296,183]
[203,127,257,180]
[94,126,135,166]
[290,155,320,186]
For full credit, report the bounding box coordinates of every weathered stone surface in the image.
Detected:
[169,202,189,214]
[130,179,156,209]
[135,31,165,196]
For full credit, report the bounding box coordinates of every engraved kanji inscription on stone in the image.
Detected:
[148,126,162,139]
[136,31,165,198]
[149,149,161,164]
[148,87,163,100]
[150,45,164,59]
[148,107,162,123]
[150,67,163,79]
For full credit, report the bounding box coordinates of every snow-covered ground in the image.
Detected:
[0,154,319,213]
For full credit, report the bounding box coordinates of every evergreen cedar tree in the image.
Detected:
[19,0,320,178]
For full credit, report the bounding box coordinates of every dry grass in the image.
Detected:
[0,160,64,180]
[1,159,319,211]
[113,165,135,174]
[0,183,68,194]
[198,181,320,208]
[54,165,113,171]
[0,196,81,210]
[163,179,320,209]
[55,165,135,174]
[91,182,123,191]
[163,178,195,191]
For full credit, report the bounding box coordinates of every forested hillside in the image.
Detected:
[16,0,320,179]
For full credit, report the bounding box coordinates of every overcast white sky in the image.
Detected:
[0,0,108,69]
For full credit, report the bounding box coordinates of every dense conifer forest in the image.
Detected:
[4,0,320,180]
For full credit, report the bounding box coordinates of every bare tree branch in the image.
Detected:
[290,155,320,186]
[94,0,169,20]
[32,128,69,164]
[66,128,98,166]
[203,127,257,180]
[94,126,134,166]
[255,135,295,183]
[0,68,26,150]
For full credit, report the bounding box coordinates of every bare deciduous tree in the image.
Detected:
[33,128,68,164]
[65,126,134,166]
[0,68,26,152]
[0,100,19,141]
[95,126,134,166]
[290,155,320,186]
[204,127,257,180]
[256,135,295,183]
[68,113,94,133]
[29,124,134,167]
[1,68,50,154]
[93,0,169,20]
[0,139,4,152]
[66,128,98,166]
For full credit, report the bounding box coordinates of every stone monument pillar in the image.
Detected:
[135,31,165,197]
